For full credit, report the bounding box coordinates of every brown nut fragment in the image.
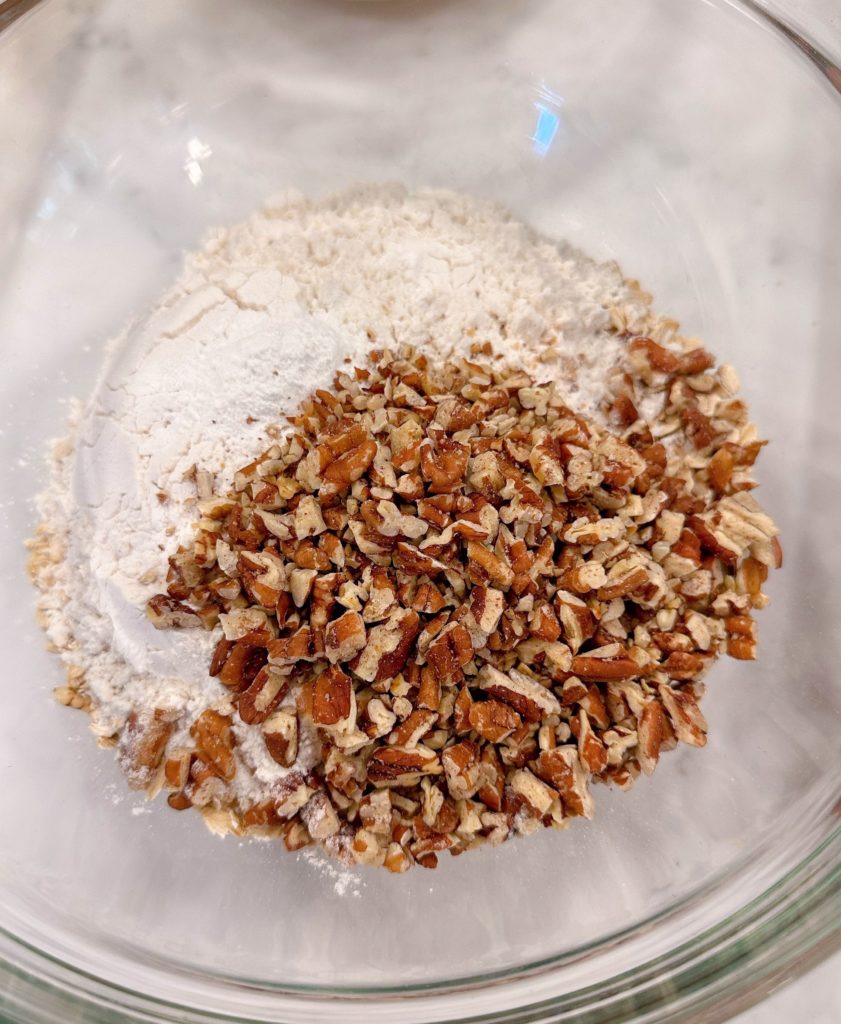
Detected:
[452,686,474,733]
[324,611,367,664]
[661,651,705,681]
[478,664,561,722]
[628,337,680,375]
[555,592,597,653]
[570,654,640,682]
[274,771,318,820]
[190,709,236,782]
[119,709,175,790]
[636,700,665,776]
[367,745,441,785]
[509,768,556,817]
[420,435,469,493]
[534,747,594,818]
[708,447,735,493]
[658,683,707,747]
[351,608,420,683]
[359,790,393,836]
[162,748,192,791]
[467,586,506,641]
[262,710,298,766]
[321,438,378,495]
[411,581,447,615]
[238,665,290,725]
[393,541,449,577]
[441,740,485,800]
[726,614,757,660]
[300,790,341,840]
[312,665,354,727]
[389,708,437,747]
[362,568,399,623]
[217,635,269,692]
[267,626,323,668]
[466,541,514,590]
[577,710,608,774]
[530,602,562,642]
[427,623,474,685]
[468,699,521,742]
[146,595,201,630]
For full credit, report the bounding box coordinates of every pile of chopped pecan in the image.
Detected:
[136,339,780,870]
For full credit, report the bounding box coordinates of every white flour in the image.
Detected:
[32,184,644,809]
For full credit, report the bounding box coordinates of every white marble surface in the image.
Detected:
[0,0,840,1020]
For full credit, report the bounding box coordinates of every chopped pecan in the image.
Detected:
[658,683,707,747]
[534,747,594,818]
[477,665,561,721]
[466,541,514,590]
[146,594,201,629]
[190,709,236,782]
[324,610,367,664]
[570,654,640,682]
[367,745,441,785]
[468,699,521,742]
[267,626,323,667]
[427,622,473,684]
[263,710,298,766]
[389,708,437,747]
[351,608,420,683]
[312,665,354,727]
[238,665,289,725]
[118,709,175,790]
[420,434,469,493]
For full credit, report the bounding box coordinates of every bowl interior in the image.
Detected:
[1,0,841,1004]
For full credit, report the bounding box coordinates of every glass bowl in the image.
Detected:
[2,1,841,1021]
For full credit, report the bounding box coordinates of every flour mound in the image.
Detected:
[30,184,643,808]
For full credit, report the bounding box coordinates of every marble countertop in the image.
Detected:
[1,0,840,1020]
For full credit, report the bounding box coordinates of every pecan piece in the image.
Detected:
[466,541,514,590]
[362,567,399,623]
[217,635,269,693]
[427,622,473,685]
[420,435,469,493]
[238,665,289,725]
[190,709,236,782]
[118,709,175,790]
[477,664,561,721]
[367,745,441,785]
[509,768,556,817]
[267,626,323,667]
[658,683,707,747]
[726,614,757,660]
[350,608,420,683]
[324,610,367,664]
[263,710,298,767]
[534,747,594,818]
[312,665,354,727]
[389,708,438,747]
[441,740,485,800]
[146,594,201,630]
[570,654,640,682]
[300,790,341,840]
[636,700,665,775]
[468,699,521,742]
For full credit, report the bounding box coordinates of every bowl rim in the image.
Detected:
[1,0,840,1021]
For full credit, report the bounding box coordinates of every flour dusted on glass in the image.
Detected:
[30,184,646,816]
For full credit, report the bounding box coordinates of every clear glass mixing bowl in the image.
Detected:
[2,1,841,1021]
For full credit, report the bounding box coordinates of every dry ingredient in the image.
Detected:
[135,341,779,870]
[27,185,780,872]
